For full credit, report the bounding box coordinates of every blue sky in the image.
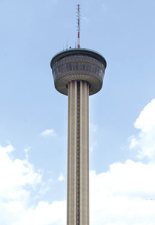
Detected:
[0,0,155,224]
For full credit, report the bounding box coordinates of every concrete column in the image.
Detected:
[67,80,89,225]
[67,81,77,225]
[79,81,89,225]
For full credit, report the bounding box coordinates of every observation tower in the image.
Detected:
[50,5,107,225]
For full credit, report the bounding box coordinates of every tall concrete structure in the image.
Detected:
[50,48,106,225]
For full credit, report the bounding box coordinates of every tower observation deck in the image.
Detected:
[50,48,107,225]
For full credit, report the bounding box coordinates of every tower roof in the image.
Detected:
[51,48,107,68]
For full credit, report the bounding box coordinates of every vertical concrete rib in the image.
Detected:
[76,81,80,225]
[67,80,89,225]
[80,81,89,225]
[67,81,77,225]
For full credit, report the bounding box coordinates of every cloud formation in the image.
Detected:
[90,161,155,225]
[0,144,66,225]
[130,99,155,160]
[58,173,65,182]
[40,129,56,137]
[0,145,41,202]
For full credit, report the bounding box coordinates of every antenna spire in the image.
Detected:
[77,4,80,48]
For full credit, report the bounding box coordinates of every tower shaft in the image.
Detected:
[67,80,89,225]
[51,48,107,225]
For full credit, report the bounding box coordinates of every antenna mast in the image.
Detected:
[77,4,80,48]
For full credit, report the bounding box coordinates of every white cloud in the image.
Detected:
[134,99,155,133]
[129,99,155,160]
[14,201,66,225]
[0,145,41,201]
[41,129,56,137]
[0,144,66,225]
[90,161,155,225]
[58,174,65,182]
